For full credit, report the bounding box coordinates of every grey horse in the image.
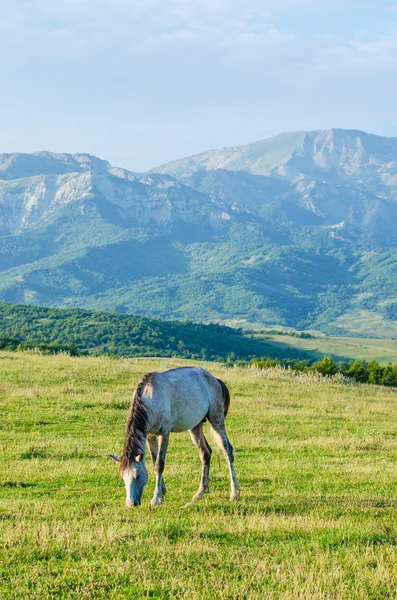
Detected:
[111,366,239,507]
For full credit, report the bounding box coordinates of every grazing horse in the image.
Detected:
[110,366,239,507]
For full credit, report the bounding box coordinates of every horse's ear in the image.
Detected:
[135,454,144,463]
[109,454,121,463]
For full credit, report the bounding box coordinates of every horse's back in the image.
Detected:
[160,365,217,386]
[144,367,222,433]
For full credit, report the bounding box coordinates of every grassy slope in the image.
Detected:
[222,317,397,364]
[1,353,397,599]
[335,310,397,339]
[263,334,397,364]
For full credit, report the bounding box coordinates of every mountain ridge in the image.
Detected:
[0,129,397,338]
[153,128,397,191]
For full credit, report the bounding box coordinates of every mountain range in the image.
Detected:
[1,128,397,338]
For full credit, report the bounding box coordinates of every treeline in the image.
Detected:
[255,329,313,339]
[252,355,397,387]
[0,302,309,363]
[0,337,82,356]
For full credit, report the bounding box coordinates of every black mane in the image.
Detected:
[120,373,152,471]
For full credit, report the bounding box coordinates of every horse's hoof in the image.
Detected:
[230,490,240,501]
[192,492,204,502]
[150,497,164,506]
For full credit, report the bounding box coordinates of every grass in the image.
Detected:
[262,334,397,364]
[222,318,397,364]
[334,310,397,339]
[1,352,397,599]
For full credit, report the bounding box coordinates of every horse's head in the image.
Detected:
[110,453,149,507]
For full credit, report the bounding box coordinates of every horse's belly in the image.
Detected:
[171,404,208,432]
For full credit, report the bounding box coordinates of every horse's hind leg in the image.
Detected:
[147,435,166,496]
[208,419,239,501]
[189,423,212,502]
[150,432,169,506]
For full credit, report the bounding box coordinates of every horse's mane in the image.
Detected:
[120,372,153,472]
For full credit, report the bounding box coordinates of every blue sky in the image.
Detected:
[1,0,397,170]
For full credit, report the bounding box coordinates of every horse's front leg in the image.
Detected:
[150,432,169,506]
[147,435,166,497]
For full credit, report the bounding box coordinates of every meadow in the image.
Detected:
[263,334,397,365]
[1,352,397,599]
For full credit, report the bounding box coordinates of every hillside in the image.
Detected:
[0,301,310,362]
[0,132,397,336]
[259,332,397,365]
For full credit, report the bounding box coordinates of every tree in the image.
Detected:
[312,356,336,376]
[368,360,383,385]
[346,361,368,383]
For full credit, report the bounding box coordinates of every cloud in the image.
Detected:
[315,29,397,73]
[0,0,304,66]
[0,1,361,48]
[1,0,397,170]
[2,0,397,77]
[0,0,395,58]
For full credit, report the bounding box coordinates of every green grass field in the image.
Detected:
[263,334,397,365]
[1,352,397,599]
[221,317,397,364]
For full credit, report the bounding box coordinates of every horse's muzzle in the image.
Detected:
[126,499,141,507]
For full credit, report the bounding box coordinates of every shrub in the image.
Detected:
[311,356,337,376]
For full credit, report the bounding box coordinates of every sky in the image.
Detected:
[1,0,397,171]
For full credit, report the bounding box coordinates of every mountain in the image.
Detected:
[0,152,232,313]
[154,128,397,188]
[0,131,397,338]
[0,152,229,237]
[154,129,397,235]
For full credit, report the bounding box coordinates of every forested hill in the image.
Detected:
[0,302,309,362]
[1,134,397,339]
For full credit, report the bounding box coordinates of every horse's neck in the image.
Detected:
[129,429,147,456]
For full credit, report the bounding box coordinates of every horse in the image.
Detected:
[110,366,239,507]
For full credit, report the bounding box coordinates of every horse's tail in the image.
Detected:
[217,378,230,418]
